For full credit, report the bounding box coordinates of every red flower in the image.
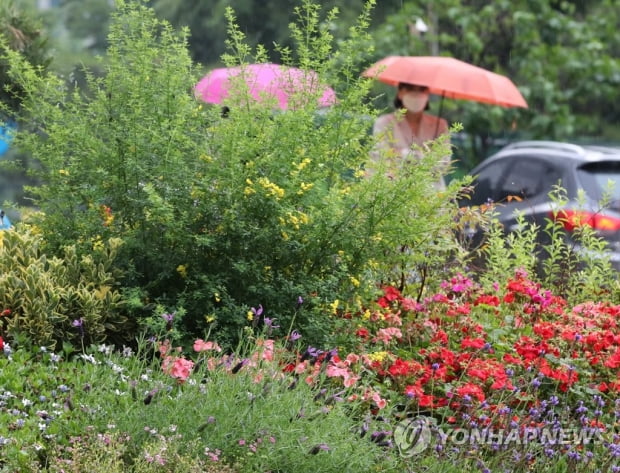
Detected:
[404,383,423,398]
[377,286,401,307]
[533,322,555,340]
[461,337,486,350]
[604,347,620,369]
[0,336,3,351]
[355,327,370,339]
[456,382,486,402]
[431,329,448,345]
[473,294,500,307]
[388,358,423,377]
[502,353,522,365]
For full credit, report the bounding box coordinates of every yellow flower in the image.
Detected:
[297,158,311,171]
[205,314,216,323]
[247,311,254,321]
[297,181,315,195]
[59,169,69,176]
[350,276,360,287]
[367,351,389,363]
[330,299,339,314]
[176,264,188,278]
[257,177,285,200]
[244,179,256,196]
[362,309,371,320]
[214,292,221,302]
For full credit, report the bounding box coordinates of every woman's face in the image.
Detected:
[398,84,429,113]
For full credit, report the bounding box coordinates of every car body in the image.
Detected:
[460,140,620,270]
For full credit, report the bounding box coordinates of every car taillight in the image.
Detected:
[549,209,620,232]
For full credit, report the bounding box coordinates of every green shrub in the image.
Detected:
[0,227,130,349]
[2,0,466,347]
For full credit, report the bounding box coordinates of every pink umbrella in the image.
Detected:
[195,63,337,110]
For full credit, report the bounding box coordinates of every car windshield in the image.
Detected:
[577,161,620,206]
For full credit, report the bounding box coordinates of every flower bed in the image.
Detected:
[2,270,620,472]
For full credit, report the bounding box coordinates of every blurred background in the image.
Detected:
[3,0,620,204]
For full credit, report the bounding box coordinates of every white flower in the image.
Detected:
[122,346,134,357]
[79,354,100,365]
[98,344,113,355]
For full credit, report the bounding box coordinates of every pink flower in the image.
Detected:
[162,356,194,382]
[326,363,350,378]
[193,339,222,352]
[343,375,359,387]
[345,353,360,365]
[253,338,275,361]
[373,327,402,344]
[372,392,387,409]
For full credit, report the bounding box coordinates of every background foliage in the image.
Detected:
[4,0,620,179]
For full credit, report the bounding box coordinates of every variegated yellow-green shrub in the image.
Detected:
[0,228,130,349]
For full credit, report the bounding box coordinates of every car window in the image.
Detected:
[577,162,620,203]
[469,157,561,206]
[468,161,506,205]
[495,158,561,202]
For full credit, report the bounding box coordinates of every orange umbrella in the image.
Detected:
[362,56,527,108]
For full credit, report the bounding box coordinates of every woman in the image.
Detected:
[369,82,450,189]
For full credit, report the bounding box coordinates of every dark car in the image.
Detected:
[461,140,620,270]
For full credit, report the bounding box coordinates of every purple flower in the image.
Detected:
[251,305,263,317]
[72,318,85,337]
[161,312,175,330]
[297,296,304,307]
[301,346,323,361]
[289,330,302,342]
[309,443,330,454]
[264,317,279,330]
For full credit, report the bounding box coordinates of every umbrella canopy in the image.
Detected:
[195,63,337,110]
[362,56,527,108]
